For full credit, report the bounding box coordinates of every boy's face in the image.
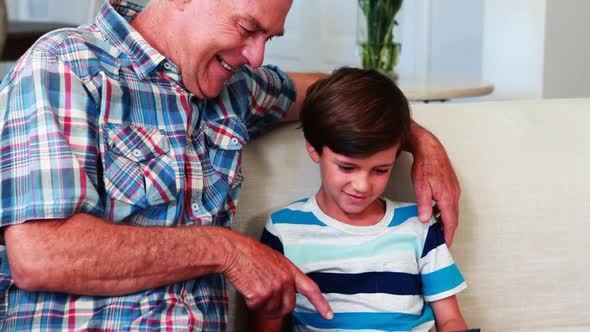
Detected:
[306,142,400,225]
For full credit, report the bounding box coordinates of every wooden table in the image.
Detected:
[397,76,494,102]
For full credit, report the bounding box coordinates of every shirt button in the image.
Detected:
[163,62,172,70]
[133,149,142,157]
[230,137,239,145]
[191,202,200,211]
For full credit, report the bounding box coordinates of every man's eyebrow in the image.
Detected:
[246,16,285,37]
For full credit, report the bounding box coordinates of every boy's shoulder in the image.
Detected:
[385,199,437,231]
[269,197,325,226]
[268,198,437,234]
[272,197,312,215]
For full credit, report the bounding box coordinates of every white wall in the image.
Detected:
[542,0,590,99]
[5,0,99,25]
[393,0,431,78]
[481,0,590,100]
[481,0,547,100]
[265,0,485,82]
[5,0,590,101]
[429,0,484,80]
[269,0,590,101]
[264,1,359,73]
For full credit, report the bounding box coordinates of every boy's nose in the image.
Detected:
[351,174,370,193]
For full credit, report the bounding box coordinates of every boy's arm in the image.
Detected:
[429,295,467,332]
[250,310,284,332]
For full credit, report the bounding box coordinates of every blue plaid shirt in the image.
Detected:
[0,0,294,330]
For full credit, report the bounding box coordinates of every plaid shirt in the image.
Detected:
[0,0,294,330]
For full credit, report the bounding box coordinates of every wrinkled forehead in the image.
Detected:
[230,0,292,32]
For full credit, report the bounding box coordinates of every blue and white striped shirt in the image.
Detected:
[261,197,466,332]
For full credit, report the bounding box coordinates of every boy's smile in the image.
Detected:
[306,143,400,226]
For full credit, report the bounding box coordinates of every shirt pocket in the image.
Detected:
[103,123,178,207]
[203,117,248,188]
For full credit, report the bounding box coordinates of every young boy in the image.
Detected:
[252,67,468,332]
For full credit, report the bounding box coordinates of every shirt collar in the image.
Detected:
[96,0,166,80]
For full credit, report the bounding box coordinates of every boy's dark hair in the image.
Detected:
[300,67,411,157]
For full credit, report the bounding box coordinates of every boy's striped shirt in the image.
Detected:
[261,197,466,332]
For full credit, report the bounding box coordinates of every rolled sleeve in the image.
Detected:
[227,65,296,138]
[0,56,103,227]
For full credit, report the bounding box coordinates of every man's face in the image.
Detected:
[306,143,400,225]
[179,0,291,98]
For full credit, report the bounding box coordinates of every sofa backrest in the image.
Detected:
[229,99,590,332]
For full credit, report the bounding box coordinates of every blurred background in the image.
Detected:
[1,0,589,102]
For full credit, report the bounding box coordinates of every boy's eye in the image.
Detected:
[338,165,354,172]
[374,168,390,175]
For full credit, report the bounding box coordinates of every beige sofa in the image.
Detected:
[229,98,590,332]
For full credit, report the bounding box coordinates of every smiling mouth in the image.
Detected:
[346,193,368,201]
[216,55,235,71]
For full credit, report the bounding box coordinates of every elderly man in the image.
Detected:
[0,0,460,330]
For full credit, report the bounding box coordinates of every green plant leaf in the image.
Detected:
[358,0,403,71]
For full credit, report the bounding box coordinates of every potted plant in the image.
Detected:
[358,0,403,79]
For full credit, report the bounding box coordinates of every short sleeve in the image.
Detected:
[419,221,467,302]
[226,65,295,138]
[0,55,103,227]
[260,218,284,255]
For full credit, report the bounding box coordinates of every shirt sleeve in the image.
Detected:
[419,220,467,302]
[226,65,296,139]
[0,54,104,228]
[260,217,284,255]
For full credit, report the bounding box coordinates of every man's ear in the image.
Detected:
[305,141,321,163]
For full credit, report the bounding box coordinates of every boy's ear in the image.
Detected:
[305,141,321,163]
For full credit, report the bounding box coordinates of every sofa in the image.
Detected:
[228,98,590,331]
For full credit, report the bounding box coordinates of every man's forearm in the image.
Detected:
[404,120,438,154]
[5,213,334,320]
[4,213,236,296]
[283,72,328,122]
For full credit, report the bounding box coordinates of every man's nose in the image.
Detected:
[242,36,266,69]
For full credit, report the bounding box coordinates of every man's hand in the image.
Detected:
[220,230,333,320]
[408,122,461,246]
